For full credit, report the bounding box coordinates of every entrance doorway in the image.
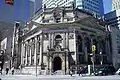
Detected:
[53,57,62,72]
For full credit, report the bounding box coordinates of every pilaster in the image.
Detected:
[63,33,66,48]
[66,32,69,48]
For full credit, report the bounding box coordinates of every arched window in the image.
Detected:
[55,35,62,44]
[55,35,62,40]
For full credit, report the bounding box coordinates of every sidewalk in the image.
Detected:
[0,69,94,78]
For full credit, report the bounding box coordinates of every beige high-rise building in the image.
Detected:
[112,0,120,10]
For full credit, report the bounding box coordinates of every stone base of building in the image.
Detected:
[22,66,47,75]
[22,66,68,75]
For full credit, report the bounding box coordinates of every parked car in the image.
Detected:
[95,65,115,76]
[116,68,120,75]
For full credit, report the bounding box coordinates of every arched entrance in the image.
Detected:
[53,57,62,72]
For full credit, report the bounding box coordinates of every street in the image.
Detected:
[0,75,120,80]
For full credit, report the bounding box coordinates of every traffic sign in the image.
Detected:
[92,45,96,52]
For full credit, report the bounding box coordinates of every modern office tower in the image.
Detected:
[105,10,120,29]
[42,0,104,17]
[112,0,120,10]
[105,0,120,29]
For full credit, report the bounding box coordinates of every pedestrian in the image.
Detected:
[6,67,9,75]
[11,67,14,75]
[0,69,2,75]
[69,69,73,76]
[78,67,83,76]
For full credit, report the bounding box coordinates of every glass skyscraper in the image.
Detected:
[112,0,120,10]
[105,0,120,29]
[42,0,104,17]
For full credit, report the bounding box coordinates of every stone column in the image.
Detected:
[39,34,43,68]
[66,53,69,74]
[27,41,30,65]
[31,39,34,65]
[25,42,28,66]
[34,37,37,65]
[62,56,65,72]
[24,43,26,65]
[82,35,88,63]
[21,42,24,65]
[49,56,53,74]
[48,33,51,49]
[74,29,77,61]
[29,40,32,65]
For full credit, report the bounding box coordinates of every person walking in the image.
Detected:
[6,67,9,75]
[78,67,83,76]
[69,68,73,76]
[11,67,14,75]
[0,69,2,75]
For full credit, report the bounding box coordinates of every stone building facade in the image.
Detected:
[20,7,111,74]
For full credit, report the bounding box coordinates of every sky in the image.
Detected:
[0,0,42,23]
[0,0,112,23]
[103,0,112,14]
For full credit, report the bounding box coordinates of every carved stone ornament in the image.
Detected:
[54,45,61,51]
[69,33,74,39]
[43,33,48,40]
[53,8,61,19]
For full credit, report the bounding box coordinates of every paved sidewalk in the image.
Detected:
[0,74,120,80]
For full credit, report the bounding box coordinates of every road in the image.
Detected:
[0,75,120,80]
